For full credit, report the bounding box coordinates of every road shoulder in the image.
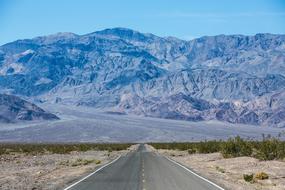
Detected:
[154,148,285,190]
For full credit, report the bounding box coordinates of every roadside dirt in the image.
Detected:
[155,148,285,190]
[0,145,137,190]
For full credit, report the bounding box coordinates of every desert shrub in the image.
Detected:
[149,142,193,151]
[221,136,252,158]
[150,136,285,161]
[254,172,269,180]
[243,173,254,182]
[253,138,285,160]
[150,141,222,154]
[188,148,196,154]
[70,159,101,167]
[0,143,133,155]
[59,160,70,166]
[215,166,225,173]
[195,141,221,154]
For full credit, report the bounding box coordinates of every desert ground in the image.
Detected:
[152,146,285,190]
[0,145,137,190]
[0,104,284,142]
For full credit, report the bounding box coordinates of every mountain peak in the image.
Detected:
[94,27,158,41]
[96,27,140,35]
[33,32,78,44]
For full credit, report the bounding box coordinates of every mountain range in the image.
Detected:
[0,28,284,127]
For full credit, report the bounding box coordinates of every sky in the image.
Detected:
[0,0,285,45]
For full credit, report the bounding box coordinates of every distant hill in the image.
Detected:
[0,94,59,123]
[0,28,284,127]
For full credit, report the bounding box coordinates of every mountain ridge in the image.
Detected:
[0,28,285,127]
[0,94,59,123]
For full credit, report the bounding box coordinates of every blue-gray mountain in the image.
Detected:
[0,94,59,123]
[0,28,284,127]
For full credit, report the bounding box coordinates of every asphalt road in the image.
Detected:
[64,145,224,190]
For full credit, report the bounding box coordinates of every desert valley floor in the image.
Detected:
[0,104,284,142]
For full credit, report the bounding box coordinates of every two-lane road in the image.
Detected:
[64,145,224,190]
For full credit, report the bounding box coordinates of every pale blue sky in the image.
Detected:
[0,0,285,45]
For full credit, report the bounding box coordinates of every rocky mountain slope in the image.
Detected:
[0,28,284,127]
[0,94,59,123]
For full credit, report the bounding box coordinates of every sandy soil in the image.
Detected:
[155,148,285,190]
[0,145,137,190]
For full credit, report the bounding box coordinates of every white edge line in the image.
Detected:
[63,155,121,190]
[165,156,225,190]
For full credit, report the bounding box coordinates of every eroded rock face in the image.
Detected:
[0,94,59,123]
[0,28,284,127]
